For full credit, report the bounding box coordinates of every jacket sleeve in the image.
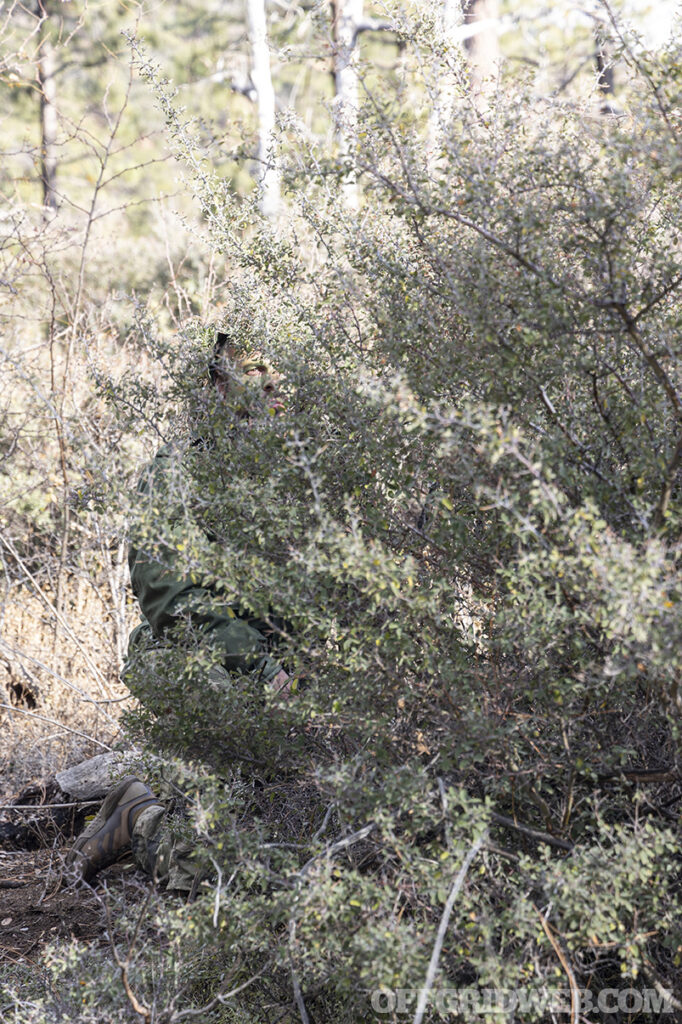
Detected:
[128,448,283,683]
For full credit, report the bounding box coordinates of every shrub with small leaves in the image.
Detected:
[94,11,682,1022]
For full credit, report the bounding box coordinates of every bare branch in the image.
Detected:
[0,801,100,812]
[490,812,574,852]
[535,907,580,1024]
[171,963,270,1022]
[613,302,682,420]
[351,18,396,50]
[412,832,485,1024]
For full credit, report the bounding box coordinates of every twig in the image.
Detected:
[312,802,336,841]
[0,801,100,812]
[0,703,112,750]
[597,767,679,783]
[209,856,223,928]
[105,889,152,1023]
[299,822,376,877]
[289,918,310,1024]
[171,963,269,1021]
[535,907,579,1024]
[412,832,485,1024]
[613,302,681,420]
[437,776,450,849]
[351,18,396,50]
[287,822,376,1021]
[490,812,574,852]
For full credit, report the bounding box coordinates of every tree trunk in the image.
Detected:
[245,0,279,219]
[595,29,617,115]
[331,0,363,209]
[38,17,58,213]
[461,0,499,107]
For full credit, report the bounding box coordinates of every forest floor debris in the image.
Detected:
[0,848,145,963]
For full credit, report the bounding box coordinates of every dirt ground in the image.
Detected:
[0,847,146,964]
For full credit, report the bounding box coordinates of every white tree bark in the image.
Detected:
[331,0,364,210]
[246,0,279,219]
[461,0,499,106]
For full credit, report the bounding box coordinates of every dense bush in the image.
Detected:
[71,12,682,1022]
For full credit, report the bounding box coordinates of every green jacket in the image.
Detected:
[125,444,282,683]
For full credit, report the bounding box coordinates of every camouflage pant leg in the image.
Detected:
[131,802,205,892]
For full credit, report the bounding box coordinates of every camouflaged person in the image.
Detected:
[68,331,292,891]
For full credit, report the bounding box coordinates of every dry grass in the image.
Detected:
[0,573,136,800]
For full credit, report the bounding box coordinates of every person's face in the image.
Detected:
[214,355,284,416]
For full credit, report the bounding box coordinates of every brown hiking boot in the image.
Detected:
[67,776,162,882]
